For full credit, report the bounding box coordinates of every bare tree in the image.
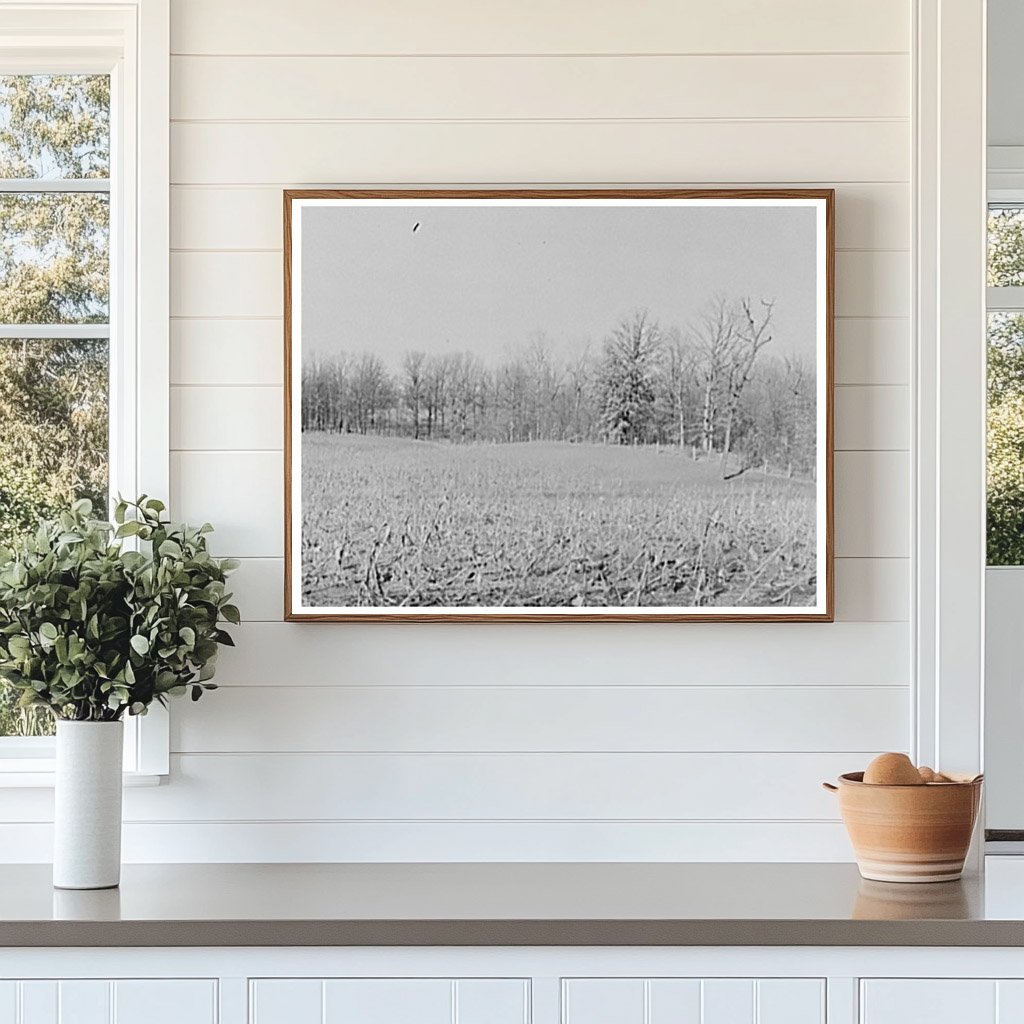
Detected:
[565,343,596,442]
[298,296,813,474]
[350,353,391,434]
[690,298,737,455]
[720,299,775,478]
[401,350,427,439]
[661,326,698,449]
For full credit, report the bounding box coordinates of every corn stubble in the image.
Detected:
[301,434,816,609]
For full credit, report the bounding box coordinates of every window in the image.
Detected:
[0,2,169,778]
[987,205,1024,565]
[985,198,1024,837]
[0,74,111,738]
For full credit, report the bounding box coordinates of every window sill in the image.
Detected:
[0,770,164,789]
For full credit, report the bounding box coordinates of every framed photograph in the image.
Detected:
[284,189,833,622]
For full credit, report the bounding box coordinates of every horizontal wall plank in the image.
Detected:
[171,385,282,450]
[171,188,281,250]
[835,251,908,318]
[171,451,283,557]
[171,55,909,122]
[834,451,909,557]
[225,557,283,620]
[171,252,279,317]
[833,558,909,622]
[121,752,868,821]
[834,385,909,450]
[171,250,907,320]
[169,314,910,389]
[170,121,909,186]
[171,319,284,386]
[171,684,909,754]
[170,0,909,56]
[211,621,910,687]
[228,556,909,624]
[834,318,909,385]
[171,183,909,252]
[0,820,857,863]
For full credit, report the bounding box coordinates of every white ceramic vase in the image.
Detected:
[53,720,124,890]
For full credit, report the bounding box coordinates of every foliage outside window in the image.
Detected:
[988,207,1024,565]
[0,75,110,736]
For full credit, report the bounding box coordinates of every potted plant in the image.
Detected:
[0,497,239,889]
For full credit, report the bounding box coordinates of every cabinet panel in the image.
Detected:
[58,982,109,1024]
[0,981,215,1024]
[563,980,645,1023]
[998,981,1024,1022]
[863,980,1024,1024]
[323,980,451,1024]
[701,980,754,1024]
[563,979,824,1024]
[757,980,825,1024]
[455,980,529,1024]
[252,978,528,1024]
[648,980,701,1023]
[861,981,997,1024]
[18,983,56,1024]
[0,984,16,1024]
[250,980,322,1024]
[113,981,217,1024]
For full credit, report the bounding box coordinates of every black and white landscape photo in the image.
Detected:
[285,192,832,620]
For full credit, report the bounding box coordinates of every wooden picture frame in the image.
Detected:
[284,189,834,622]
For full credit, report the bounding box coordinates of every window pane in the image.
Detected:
[0,75,109,179]
[0,192,109,323]
[0,77,110,740]
[989,206,1024,287]
[988,312,1024,565]
[0,338,108,738]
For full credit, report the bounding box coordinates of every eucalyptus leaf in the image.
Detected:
[158,539,182,559]
[0,497,238,722]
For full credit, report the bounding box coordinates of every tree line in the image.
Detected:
[301,298,816,479]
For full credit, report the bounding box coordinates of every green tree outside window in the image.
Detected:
[0,75,110,736]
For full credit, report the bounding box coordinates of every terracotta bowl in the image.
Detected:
[823,772,983,883]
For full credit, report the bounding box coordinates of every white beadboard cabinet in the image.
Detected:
[250,979,529,1024]
[5,949,1024,1024]
[860,980,1024,1023]
[561,978,825,1024]
[0,980,217,1024]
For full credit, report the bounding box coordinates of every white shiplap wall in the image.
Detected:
[4,0,916,862]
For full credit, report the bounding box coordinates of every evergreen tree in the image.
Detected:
[598,310,661,445]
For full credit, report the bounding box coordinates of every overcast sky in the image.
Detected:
[301,202,818,369]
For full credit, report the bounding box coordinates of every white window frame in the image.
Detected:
[0,0,169,784]
[983,169,1024,839]
[914,0,987,830]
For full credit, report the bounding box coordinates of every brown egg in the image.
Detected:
[863,752,925,786]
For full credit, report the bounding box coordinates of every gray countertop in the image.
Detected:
[4,861,1024,947]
